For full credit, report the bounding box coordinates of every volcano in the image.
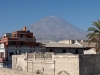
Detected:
[27,16,87,41]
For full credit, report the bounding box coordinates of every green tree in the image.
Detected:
[86,20,100,54]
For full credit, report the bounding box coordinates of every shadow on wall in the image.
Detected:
[79,54,100,75]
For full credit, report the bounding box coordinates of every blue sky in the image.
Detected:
[0,0,100,35]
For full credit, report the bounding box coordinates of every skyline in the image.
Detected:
[0,0,100,35]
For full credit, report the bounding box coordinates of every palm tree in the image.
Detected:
[86,20,100,54]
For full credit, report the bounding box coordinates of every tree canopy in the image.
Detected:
[86,20,100,54]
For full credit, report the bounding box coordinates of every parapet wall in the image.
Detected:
[27,52,53,60]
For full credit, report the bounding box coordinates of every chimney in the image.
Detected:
[23,26,26,31]
[69,40,72,44]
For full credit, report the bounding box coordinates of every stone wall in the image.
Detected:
[79,54,100,75]
[12,52,100,75]
[27,61,54,75]
[27,52,54,75]
[12,54,27,71]
[0,68,38,75]
[54,54,79,75]
[12,53,80,75]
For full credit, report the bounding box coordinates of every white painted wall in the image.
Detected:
[58,40,70,44]
[84,48,96,54]
[0,44,4,48]
[0,63,3,68]
[0,48,5,57]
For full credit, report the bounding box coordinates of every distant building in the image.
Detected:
[58,39,87,44]
[75,42,96,54]
[58,40,75,44]
[43,43,85,54]
[0,26,37,68]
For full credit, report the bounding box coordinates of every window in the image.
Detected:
[76,49,78,54]
[20,34,23,38]
[8,41,16,45]
[50,49,53,52]
[20,42,23,45]
[9,52,14,57]
[12,42,16,45]
[63,49,66,53]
